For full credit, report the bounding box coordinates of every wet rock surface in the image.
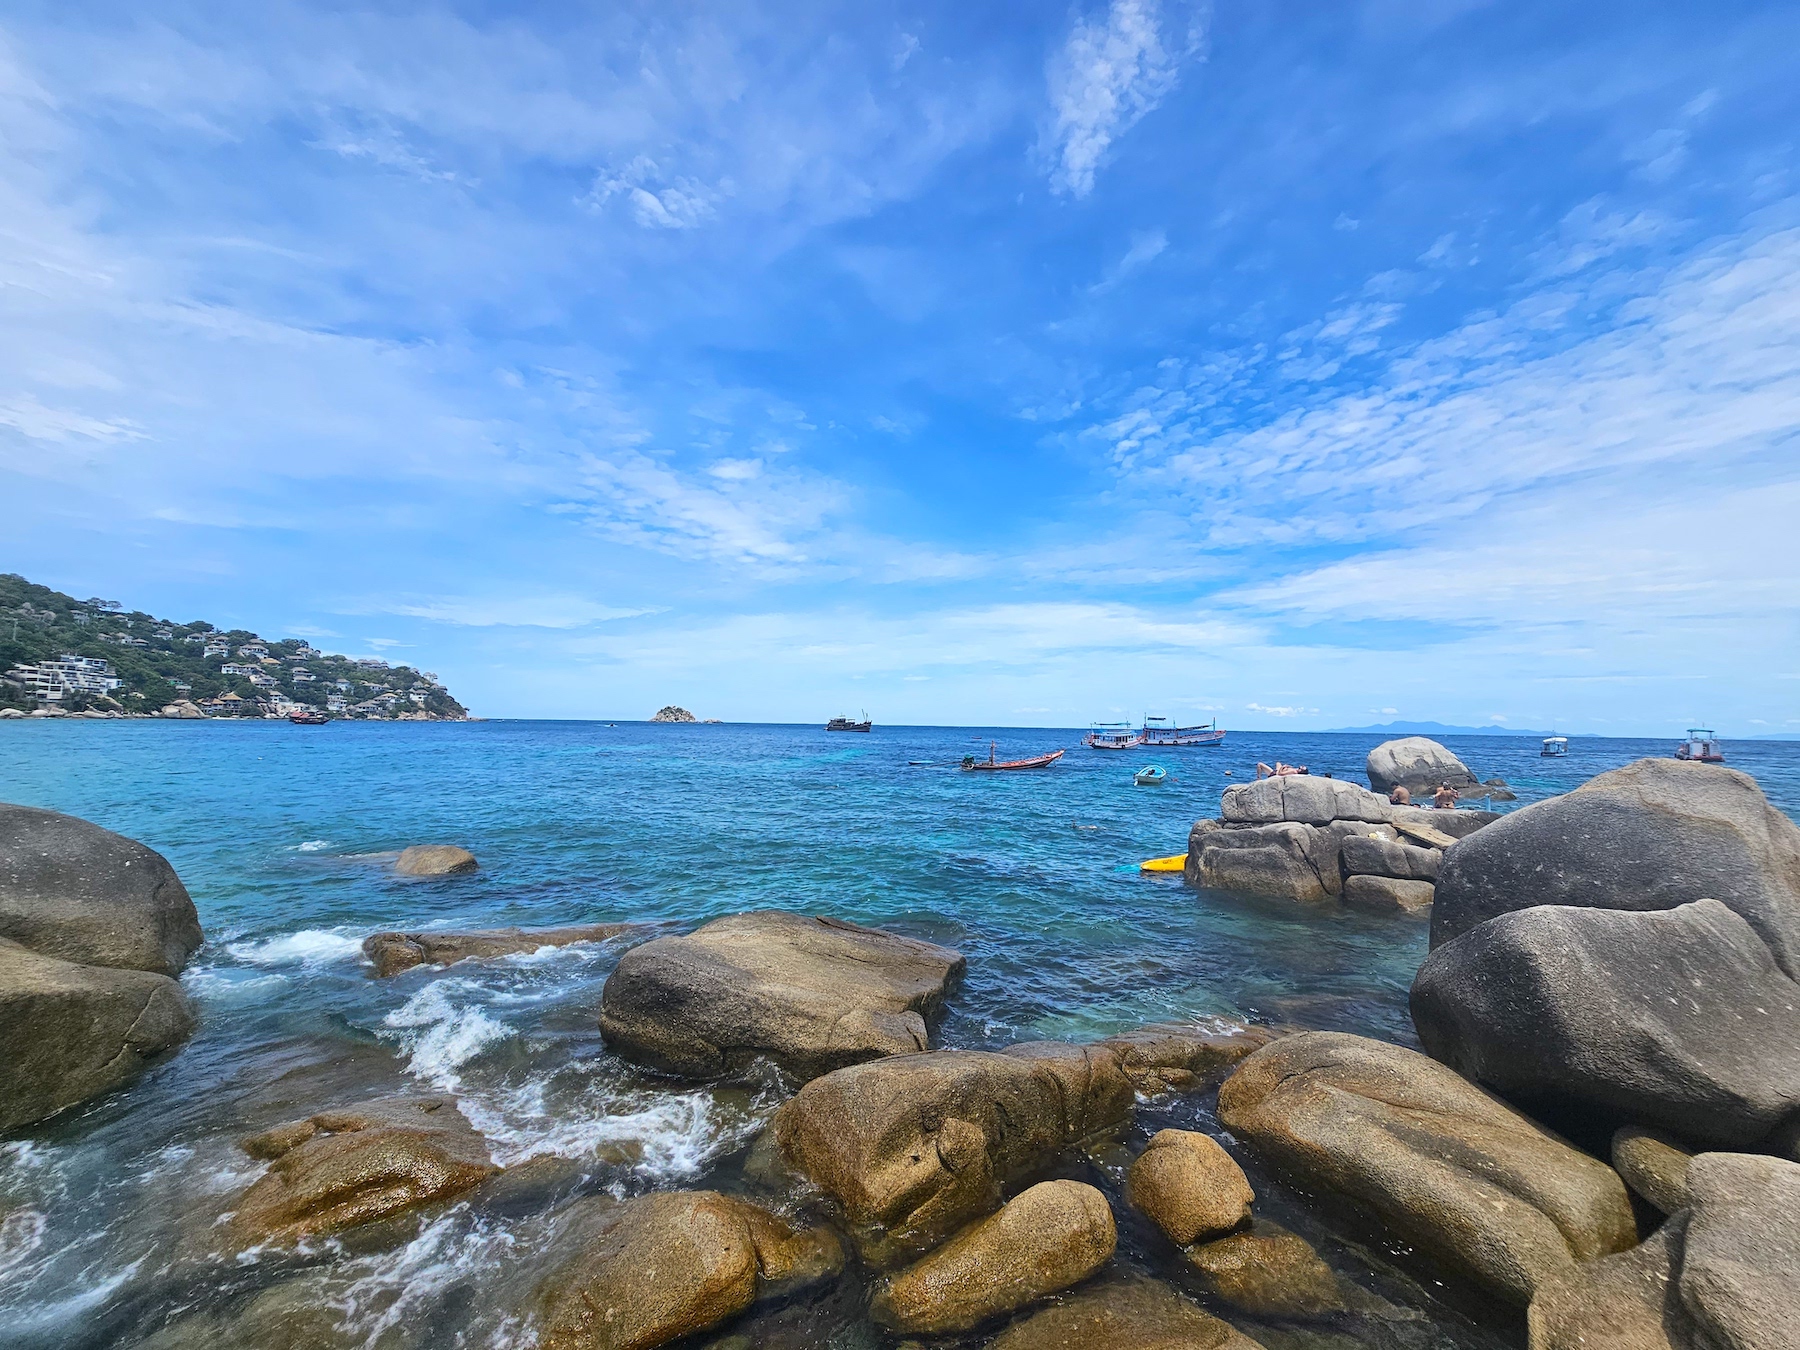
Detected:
[0,802,203,976]
[1341,874,1436,914]
[227,1096,499,1246]
[537,1190,844,1350]
[1186,1220,1346,1319]
[392,844,479,876]
[986,1275,1265,1350]
[868,1179,1116,1335]
[1217,1031,1636,1306]
[1127,1129,1253,1246]
[599,910,965,1080]
[1413,898,1800,1147]
[362,922,638,976]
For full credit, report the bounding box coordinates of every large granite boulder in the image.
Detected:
[987,1275,1265,1350]
[599,911,964,1081]
[1187,1221,1346,1319]
[1342,834,1441,882]
[1127,1129,1253,1246]
[227,1096,498,1245]
[393,844,478,877]
[1527,1152,1800,1350]
[1429,760,1800,977]
[1217,1032,1635,1306]
[1366,738,1477,799]
[0,803,202,975]
[1220,776,1394,826]
[771,1025,1265,1263]
[0,938,196,1131]
[363,923,637,976]
[1342,875,1436,914]
[1412,899,1800,1147]
[868,1180,1115,1335]
[1189,822,1339,902]
[536,1190,843,1350]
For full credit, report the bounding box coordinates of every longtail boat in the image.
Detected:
[961,742,1065,772]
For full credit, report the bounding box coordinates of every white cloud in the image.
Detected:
[583,156,729,230]
[351,596,655,628]
[1044,0,1200,197]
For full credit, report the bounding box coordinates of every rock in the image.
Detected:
[651,706,697,723]
[0,938,196,1131]
[1220,776,1394,826]
[1191,823,1338,902]
[0,802,202,976]
[1127,1129,1253,1245]
[1097,1021,1276,1096]
[1393,806,1501,839]
[599,911,964,1081]
[1341,834,1441,882]
[1678,1152,1800,1350]
[363,923,637,976]
[1187,1221,1345,1319]
[158,700,206,719]
[537,1190,843,1350]
[987,1274,1264,1350]
[393,844,478,877]
[227,1096,498,1245]
[1412,899,1800,1147]
[1366,738,1478,798]
[1429,759,1800,978]
[1612,1126,1695,1214]
[868,1180,1115,1335]
[1216,1031,1635,1306]
[1341,875,1436,915]
[1527,1222,1691,1350]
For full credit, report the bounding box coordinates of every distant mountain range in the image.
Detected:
[1323,720,1554,737]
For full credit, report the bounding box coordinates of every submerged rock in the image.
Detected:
[536,1190,842,1350]
[1412,899,1800,1147]
[1611,1126,1695,1215]
[1429,759,1800,975]
[1187,1220,1346,1319]
[987,1275,1265,1350]
[228,1096,498,1246]
[0,938,196,1132]
[868,1180,1115,1335]
[363,923,637,976]
[1341,874,1436,914]
[1365,738,1478,799]
[393,844,479,877]
[1217,1031,1635,1307]
[599,911,965,1081]
[0,802,202,976]
[1127,1129,1254,1246]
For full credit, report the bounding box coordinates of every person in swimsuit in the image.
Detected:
[1389,785,1411,805]
[1433,781,1459,809]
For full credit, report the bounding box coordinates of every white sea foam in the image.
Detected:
[182,965,289,1001]
[380,982,513,1091]
[332,1208,519,1348]
[227,928,366,967]
[292,839,334,853]
[0,1209,47,1276]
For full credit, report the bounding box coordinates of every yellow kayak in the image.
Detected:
[1139,854,1187,873]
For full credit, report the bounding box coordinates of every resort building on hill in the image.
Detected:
[4,654,123,706]
[219,662,261,678]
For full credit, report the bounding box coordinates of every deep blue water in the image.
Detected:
[2,720,1797,1349]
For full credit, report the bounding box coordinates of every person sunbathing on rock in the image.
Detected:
[1257,761,1308,778]
[1389,785,1412,805]
[1433,781,1460,809]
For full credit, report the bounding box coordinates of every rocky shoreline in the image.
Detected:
[2,743,1797,1348]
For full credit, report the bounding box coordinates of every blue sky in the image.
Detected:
[4,0,1799,733]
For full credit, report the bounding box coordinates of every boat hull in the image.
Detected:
[963,749,1065,772]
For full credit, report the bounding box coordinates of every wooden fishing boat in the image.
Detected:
[961,743,1065,772]
[1133,765,1168,786]
[1139,716,1225,747]
[826,713,872,732]
[1083,722,1141,749]
[288,709,330,725]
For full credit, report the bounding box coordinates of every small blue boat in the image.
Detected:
[1133,764,1168,786]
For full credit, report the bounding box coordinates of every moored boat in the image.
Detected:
[1541,736,1568,757]
[1083,722,1141,750]
[289,709,330,725]
[1133,764,1168,786]
[1139,716,1224,747]
[826,713,873,732]
[961,743,1065,771]
[1675,728,1724,762]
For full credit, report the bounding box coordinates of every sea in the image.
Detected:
[2,720,1797,1350]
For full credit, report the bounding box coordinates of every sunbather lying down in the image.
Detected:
[1255,761,1309,779]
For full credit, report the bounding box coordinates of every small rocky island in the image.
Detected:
[650,704,696,723]
[2,747,1796,1349]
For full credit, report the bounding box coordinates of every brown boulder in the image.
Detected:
[1217,1032,1635,1306]
[363,923,636,976]
[1187,1221,1345,1319]
[988,1274,1265,1350]
[600,911,964,1080]
[537,1190,843,1350]
[228,1096,498,1245]
[0,938,195,1131]
[869,1180,1115,1335]
[1127,1130,1253,1245]
[1527,1224,1691,1350]
[393,844,478,876]
[1678,1152,1800,1350]
[1612,1126,1695,1215]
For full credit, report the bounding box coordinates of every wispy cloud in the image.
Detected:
[349,596,656,628]
[1044,0,1202,197]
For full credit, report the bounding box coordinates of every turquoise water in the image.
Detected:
[2,720,1797,1348]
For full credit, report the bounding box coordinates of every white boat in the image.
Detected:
[1675,728,1724,763]
[1083,722,1141,750]
[1139,716,1225,747]
[1541,736,1568,757]
[1133,765,1168,786]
